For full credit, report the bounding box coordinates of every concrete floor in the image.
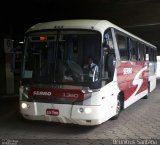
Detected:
[0,80,160,145]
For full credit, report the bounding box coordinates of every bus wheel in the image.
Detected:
[111,95,122,120]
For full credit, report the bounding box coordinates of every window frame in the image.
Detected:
[115,30,129,61]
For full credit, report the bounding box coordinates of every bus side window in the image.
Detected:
[103,29,114,51]
[116,33,128,61]
[143,45,146,61]
[146,46,149,61]
[103,29,115,79]
[154,49,157,62]
[138,43,145,61]
[149,48,156,62]
[130,38,138,61]
[149,48,153,61]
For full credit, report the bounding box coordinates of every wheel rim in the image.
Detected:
[116,100,121,115]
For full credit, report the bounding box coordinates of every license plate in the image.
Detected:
[46,109,59,116]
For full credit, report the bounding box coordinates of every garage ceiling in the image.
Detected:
[2,0,160,51]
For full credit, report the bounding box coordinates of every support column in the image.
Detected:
[4,38,14,94]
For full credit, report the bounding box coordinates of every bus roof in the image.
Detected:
[26,19,156,48]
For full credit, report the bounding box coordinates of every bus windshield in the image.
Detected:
[22,30,101,85]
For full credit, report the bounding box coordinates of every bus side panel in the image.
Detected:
[116,61,148,108]
[149,62,157,92]
[149,75,157,92]
[99,80,121,121]
[79,80,120,124]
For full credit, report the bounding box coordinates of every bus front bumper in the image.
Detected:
[20,101,104,126]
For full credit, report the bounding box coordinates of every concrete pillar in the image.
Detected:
[0,37,15,96]
[4,38,14,94]
[0,38,6,94]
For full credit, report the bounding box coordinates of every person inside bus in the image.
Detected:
[83,57,99,82]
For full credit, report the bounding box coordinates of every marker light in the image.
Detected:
[40,36,47,41]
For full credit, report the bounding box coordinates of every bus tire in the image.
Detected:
[111,94,122,120]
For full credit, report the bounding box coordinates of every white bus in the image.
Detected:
[20,20,157,126]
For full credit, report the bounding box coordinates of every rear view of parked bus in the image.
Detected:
[19,20,157,126]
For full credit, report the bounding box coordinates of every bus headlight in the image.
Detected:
[21,103,29,109]
[84,108,92,114]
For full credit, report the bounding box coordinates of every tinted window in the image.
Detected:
[150,48,156,62]
[130,38,138,61]
[116,33,128,60]
[104,29,114,50]
[139,43,145,61]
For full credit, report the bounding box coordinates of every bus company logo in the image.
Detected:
[123,67,132,75]
[63,92,79,98]
[33,91,52,96]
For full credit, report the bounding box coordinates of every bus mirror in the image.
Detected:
[103,42,110,52]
